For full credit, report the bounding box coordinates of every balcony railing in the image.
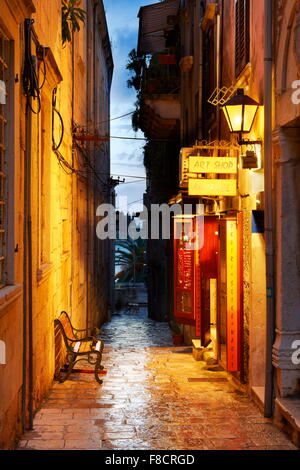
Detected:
[143,63,180,96]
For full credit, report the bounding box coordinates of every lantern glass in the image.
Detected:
[243,104,258,132]
[223,105,243,132]
[221,89,260,134]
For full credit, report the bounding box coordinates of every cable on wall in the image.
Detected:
[22,19,41,114]
[52,88,64,151]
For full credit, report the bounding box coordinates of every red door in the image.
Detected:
[173,216,198,325]
[173,216,219,347]
[197,217,219,347]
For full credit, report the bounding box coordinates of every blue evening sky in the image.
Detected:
[103,0,158,213]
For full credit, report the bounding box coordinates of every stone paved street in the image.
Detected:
[18,309,296,450]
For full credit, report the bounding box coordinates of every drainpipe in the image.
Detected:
[216,0,223,142]
[22,98,34,430]
[71,31,75,318]
[197,6,203,140]
[264,0,275,418]
[28,143,33,430]
[22,106,29,431]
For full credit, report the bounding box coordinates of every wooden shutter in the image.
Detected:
[235,0,250,77]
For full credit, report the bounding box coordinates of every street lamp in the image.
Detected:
[221,88,262,146]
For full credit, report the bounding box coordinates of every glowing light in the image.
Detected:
[222,89,260,133]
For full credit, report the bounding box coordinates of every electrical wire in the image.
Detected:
[79,111,135,128]
[75,143,112,190]
[110,173,146,179]
[73,126,173,143]
[110,136,171,142]
[119,180,146,185]
[22,19,41,114]
[38,54,46,90]
[50,87,76,175]
[127,198,144,206]
[52,88,64,151]
[53,148,75,175]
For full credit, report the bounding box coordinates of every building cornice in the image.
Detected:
[5,0,36,24]
[97,0,114,87]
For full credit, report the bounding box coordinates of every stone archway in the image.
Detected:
[273,1,300,399]
[275,1,300,127]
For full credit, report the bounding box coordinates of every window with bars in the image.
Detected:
[235,0,250,78]
[0,32,9,288]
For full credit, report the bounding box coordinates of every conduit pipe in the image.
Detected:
[264,0,276,418]
[22,95,34,431]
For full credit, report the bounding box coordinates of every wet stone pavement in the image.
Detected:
[18,308,296,450]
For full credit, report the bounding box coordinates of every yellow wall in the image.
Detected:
[0,0,113,448]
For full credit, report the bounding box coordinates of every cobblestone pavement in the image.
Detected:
[18,309,296,450]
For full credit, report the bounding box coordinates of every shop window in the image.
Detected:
[235,0,250,77]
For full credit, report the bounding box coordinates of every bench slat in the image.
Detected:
[73,342,81,353]
[60,312,77,340]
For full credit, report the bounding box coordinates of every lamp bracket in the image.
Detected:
[238,138,262,147]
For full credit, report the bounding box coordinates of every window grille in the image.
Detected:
[0,32,9,288]
[235,0,250,77]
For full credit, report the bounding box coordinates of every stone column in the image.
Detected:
[272,127,300,397]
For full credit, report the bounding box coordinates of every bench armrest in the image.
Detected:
[72,327,102,339]
[73,336,98,343]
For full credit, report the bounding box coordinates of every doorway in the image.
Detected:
[217,217,242,374]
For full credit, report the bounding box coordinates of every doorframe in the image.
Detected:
[217,214,244,378]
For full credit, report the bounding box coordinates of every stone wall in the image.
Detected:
[0,0,113,449]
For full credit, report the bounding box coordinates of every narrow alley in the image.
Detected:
[18,309,296,451]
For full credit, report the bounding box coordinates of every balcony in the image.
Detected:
[140,62,180,140]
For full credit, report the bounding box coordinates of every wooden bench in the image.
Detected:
[54,311,104,384]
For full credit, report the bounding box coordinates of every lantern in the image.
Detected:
[222,88,260,134]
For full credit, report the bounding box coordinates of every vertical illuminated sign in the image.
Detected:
[226,220,239,372]
[173,217,196,323]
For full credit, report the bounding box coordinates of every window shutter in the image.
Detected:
[235,0,250,77]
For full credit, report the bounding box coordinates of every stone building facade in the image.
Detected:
[136,0,300,445]
[272,0,300,440]
[0,0,113,449]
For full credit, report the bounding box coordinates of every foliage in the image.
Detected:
[115,238,147,284]
[126,49,144,131]
[126,49,144,88]
[126,50,180,201]
[61,0,86,46]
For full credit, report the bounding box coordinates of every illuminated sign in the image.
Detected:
[173,217,197,323]
[226,220,239,372]
[189,157,237,174]
[188,179,237,196]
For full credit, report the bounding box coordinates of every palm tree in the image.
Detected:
[115,238,147,284]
